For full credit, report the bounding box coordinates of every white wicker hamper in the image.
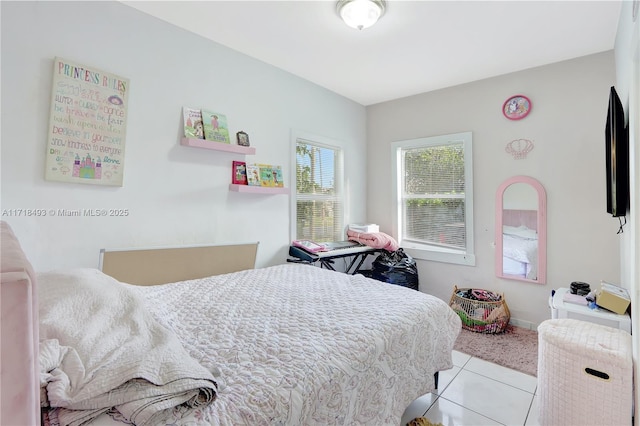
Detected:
[537,319,632,426]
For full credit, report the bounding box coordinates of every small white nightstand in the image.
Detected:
[549,287,631,334]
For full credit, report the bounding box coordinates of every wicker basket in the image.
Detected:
[449,285,510,334]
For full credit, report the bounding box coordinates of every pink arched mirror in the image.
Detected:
[495,176,547,284]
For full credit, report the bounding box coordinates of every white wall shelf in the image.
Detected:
[229,184,290,195]
[181,137,256,155]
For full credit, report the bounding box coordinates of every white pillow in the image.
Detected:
[503,225,537,240]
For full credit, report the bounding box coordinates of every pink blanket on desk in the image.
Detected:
[347,230,399,252]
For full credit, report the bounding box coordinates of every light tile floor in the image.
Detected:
[401,350,540,426]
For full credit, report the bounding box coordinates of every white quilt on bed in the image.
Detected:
[502,230,539,280]
[38,269,218,426]
[42,264,461,426]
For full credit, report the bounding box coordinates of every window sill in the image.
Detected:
[402,243,476,266]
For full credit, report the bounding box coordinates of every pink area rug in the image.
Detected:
[453,325,538,377]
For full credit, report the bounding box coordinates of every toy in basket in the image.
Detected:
[449,285,510,333]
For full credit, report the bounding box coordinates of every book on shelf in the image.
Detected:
[183,107,204,139]
[246,164,261,186]
[259,164,275,187]
[271,165,284,188]
[201,109,230,144]
[256,164,284,188]
[232,161,247,185]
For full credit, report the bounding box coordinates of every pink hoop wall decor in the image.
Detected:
[505,138,534,159]
[503,95,531,120]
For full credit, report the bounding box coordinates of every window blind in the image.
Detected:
[402,143,466,249]
[295,140,343,242]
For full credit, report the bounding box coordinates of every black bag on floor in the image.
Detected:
[369,249,419,290]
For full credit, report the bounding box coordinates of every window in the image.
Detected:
[292,133,344,243]
[391,132,475,266]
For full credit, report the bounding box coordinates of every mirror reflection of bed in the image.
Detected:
[502,209,539,279]
[495,176,547,284]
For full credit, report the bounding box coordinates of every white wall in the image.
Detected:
[0,1,367,271]
[366,52,620,327]
[615,0,638,296]
[612,2,639,425]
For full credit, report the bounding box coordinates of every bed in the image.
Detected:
[501,210,539,280]
[0,221,462,426]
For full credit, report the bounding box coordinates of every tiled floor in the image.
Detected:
[401,350,539,426]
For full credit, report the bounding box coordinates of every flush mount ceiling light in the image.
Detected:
[337,0,386,30]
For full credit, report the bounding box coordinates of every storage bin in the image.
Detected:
[448,286,510,333]
[537,319,632,426]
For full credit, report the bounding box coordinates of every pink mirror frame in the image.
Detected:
[495,175,547,284]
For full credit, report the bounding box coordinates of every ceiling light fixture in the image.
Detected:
[337,0,386,30]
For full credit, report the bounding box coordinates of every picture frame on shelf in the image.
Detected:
[236,131,250,147]
[232,161,247,185]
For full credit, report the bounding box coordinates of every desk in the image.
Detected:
[549,287,631,333]
[288,244,379,275]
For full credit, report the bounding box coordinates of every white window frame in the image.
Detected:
[290,129,345,243]
[391,132,475,266]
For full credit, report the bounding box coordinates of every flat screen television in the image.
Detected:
[605,86,629,218]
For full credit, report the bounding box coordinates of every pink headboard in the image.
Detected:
[502,209,538,231]
[1,221,40,425]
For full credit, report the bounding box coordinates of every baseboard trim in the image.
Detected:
[509,318,537,330]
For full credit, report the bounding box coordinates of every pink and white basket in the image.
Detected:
[537,319,632,426]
